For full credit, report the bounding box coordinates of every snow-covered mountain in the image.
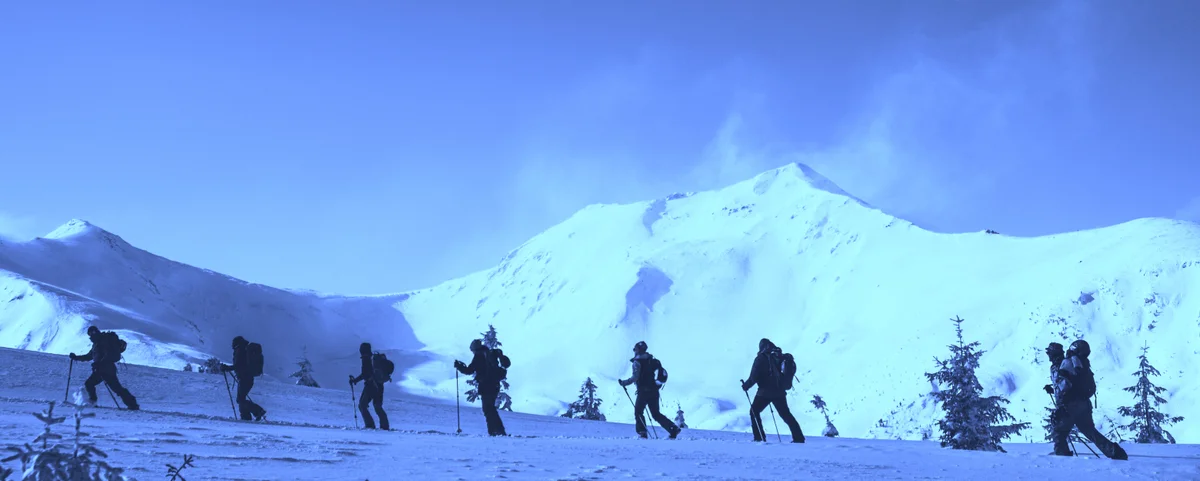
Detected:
[0,219,425,389]
[3,162,1197,443]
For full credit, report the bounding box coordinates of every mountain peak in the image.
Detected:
[42,219,132,250]
[746,162,871,207]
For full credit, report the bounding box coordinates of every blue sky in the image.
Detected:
[1,0,1198,294]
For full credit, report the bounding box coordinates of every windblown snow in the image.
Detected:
[3,162,1198,446]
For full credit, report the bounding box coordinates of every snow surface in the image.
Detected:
[2,162,1199,447]
[2,347,1196,480]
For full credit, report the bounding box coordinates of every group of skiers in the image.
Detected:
[64,326,1132,456]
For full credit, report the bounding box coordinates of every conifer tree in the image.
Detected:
[562,377,606,421]
[465,325,513,411]
[811,394,840,437]
[1117,345,1184,443]
[289,347,320,388]
[183,363,193,372]
[924,316,1029,452]
[674,403,688,429]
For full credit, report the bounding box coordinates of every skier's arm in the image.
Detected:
[619,360,640,386]
[1052,358,1078,403]
[74,348,95,362]
[455,358,476,375]
[742,356,761,391]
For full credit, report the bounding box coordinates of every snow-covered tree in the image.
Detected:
[924,316,1029,452]
[466,325,513,411]
[183,363,193,372]
[198,357,223,375]
[562,377,606,421]
[1117,345,1184,444]
[674,403,688,429]
[811,394,839,437]
[289,347,320,388]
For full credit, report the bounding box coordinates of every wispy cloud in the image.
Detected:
[0,211,38,241]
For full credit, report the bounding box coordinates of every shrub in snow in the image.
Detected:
[1117,345,1184,444]
[561,377,606,421]
[290,347,320,388]
[810,395,839,437]
[465,325,513,411]
[182,363,193,372]
[924,316,1029,452]
[197,357,223,375]
[674,403,688,429]
[165,454,195,481]
[0,401,130,480]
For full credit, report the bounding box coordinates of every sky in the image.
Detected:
[1,0,1198,295]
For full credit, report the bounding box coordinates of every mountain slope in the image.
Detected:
[0,220,424,389]
[396,162,1200,442]
[3,163,1198,445]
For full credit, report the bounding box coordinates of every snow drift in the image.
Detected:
[3,162,1198,443]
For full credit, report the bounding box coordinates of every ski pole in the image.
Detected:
[621,384,649,437]
[455,369,462,434]
[740,379,766,442]
[222,370,237,419]
[64,359,74,403]
[350,379,359,429]
[767,404,782,442]
[104,384,121,409]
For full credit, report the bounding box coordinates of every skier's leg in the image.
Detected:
[771,396,805,442]
[374,383,389,431]
[633,391,650,437]
[647,390,678,432]
[1069,401,1126,460]
[749,396,770,441]
[1050,405,1074,455]
[235,377,253,420]
[83,369,103,403]
[358,383,377,429]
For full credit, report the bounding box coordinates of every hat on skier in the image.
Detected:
[232,336,247,348]
[759,338,775,353]
[1068,340,1090,359]
[360,342,372,355]
[470,339,485,352]
[633,341,647,353]
[87,326,100,337]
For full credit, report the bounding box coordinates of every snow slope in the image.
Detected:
[3,162,1198,445]
[397,163,1200,443]
[0,219,425,389]
[2,347,1196,481]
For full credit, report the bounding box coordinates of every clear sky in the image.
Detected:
[1,1,1198,295]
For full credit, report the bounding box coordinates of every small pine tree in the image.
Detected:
[1117,345,1184,444]
[466,325,513,411]
[0,401,131,480]
[811,394,840,437]
[290,347,320,388]
[674,403,688,429]
[924,316,1029,452]
[183,363,193,372]
[562,377,606,421]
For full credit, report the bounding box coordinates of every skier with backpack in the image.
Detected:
[617,341,681,439]
[1049,339,1127,459]
[69,326,139,410]
[741,338,804,443]
[454,339,509,436]
[349,342,392,430]
[220,336,267,421]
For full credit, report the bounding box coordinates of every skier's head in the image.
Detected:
[633,341,648,354]
[1045,342,1064,362]
[470,339,485,353]
[1067,340,1090,359]
[231,336,247,349]
[359,342,372,356]
[758,338,775,353]
[86,326,100,338]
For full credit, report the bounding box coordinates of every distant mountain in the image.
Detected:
[0,219,425,389]
[4,163,1197,442]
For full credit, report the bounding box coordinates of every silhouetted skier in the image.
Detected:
[70,326,139,410]
[454,339,508,436]
[1049,340,1127,460]
[350,342,389,430]
[220,336,267,421]
[618,341,680,439]
[742,338,804,443]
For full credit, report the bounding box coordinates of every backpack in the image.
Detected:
[1075,362,1097,400]
[655,359,668,384]
[372,352,395,384]
[246,342,264,377]
[488,349,510,381]
[765,347,795,390]
[101,332,127,362]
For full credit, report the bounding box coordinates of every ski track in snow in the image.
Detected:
[1,348,1198,480]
